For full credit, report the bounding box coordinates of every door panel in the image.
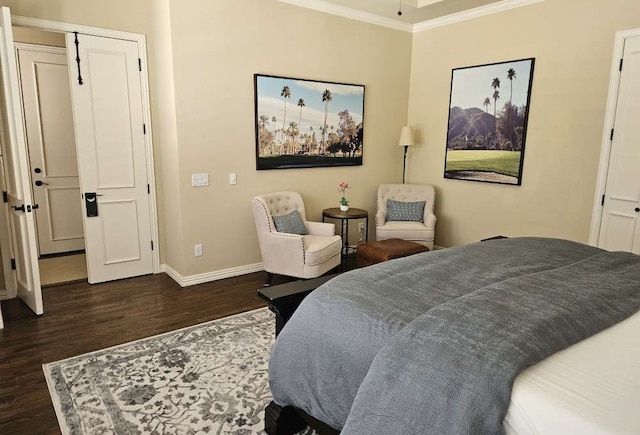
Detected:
[598,36,640,254]
[17,46,84,255]
[0,6,42,314]
[66,33,152,284]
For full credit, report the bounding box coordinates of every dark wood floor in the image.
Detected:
[0,270,290,434]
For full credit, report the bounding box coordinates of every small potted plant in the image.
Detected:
[338,182,350,211]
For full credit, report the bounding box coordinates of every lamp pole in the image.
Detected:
[402,145,409,184]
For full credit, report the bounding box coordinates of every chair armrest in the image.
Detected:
[260,232,305,274]
[305,221,335,236]
[425,213,437,229]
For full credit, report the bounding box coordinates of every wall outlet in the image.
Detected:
[358,222,365,233]
[191,173,209,187]
[194,243,203,257]
[229,173,237,185]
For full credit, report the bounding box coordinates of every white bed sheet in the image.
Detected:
[504,310,640,435]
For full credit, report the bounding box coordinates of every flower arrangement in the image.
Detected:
[338,182,350,206]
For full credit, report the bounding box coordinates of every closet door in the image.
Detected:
[598,36,640,254]
[0,6,42,314]
[66,33,153,284]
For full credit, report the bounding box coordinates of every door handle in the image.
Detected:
[12,204,25,212]
[85,192,99,217]
[35,180,48,186]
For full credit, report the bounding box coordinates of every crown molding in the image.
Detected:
[275,0,546,33]
[275,0,414,32]
[413,0,546,32]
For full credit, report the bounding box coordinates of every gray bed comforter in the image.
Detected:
[268,237,640,434]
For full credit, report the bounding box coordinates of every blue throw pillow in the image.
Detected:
[386,199,426,223]
[272,209,307,235]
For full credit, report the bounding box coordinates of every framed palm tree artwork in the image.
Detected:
[444,58,535,185]
[254,74,365,170]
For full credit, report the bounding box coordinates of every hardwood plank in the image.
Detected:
[0,271,283,434]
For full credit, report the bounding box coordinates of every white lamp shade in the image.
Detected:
[398,126,415,146]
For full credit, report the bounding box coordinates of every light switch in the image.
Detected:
[191,173,209,187]
[229,173,237,185]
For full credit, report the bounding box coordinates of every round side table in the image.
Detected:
[322,207,369,268]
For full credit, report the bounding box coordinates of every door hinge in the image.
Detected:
[610,129,614,141]
[151,240,154,250]
[138,58,142,72]
[10,258,15,270]
[601,194,605,206]
[2,191,6,203]
[73,31,83,85]
[143,123,146,135]
[147,184,150,194]
[619,58,623,71]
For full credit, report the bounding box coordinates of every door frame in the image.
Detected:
[1,15,161,283]
[588,28,640,246]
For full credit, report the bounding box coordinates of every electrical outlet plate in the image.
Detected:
[191,174,209,187]
[358,222,365,232]
[229,173,237,185]
[194,243,203,257]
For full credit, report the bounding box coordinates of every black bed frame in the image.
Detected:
[258,274,341,435]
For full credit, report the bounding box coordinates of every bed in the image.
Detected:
[266,237,640,434]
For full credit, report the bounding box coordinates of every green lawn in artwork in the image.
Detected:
[445,150,521,177]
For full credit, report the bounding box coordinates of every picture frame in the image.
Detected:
[254,74,365,170]
[444,58,535,185]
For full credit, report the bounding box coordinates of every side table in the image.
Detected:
[322,207,368,268]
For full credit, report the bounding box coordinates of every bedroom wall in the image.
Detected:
[167,0,413,277]
[407,0,640,247]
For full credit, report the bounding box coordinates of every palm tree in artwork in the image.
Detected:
[321,89,332,156]
[297,98,305,151]
[483,97,491,113]
[258,115,269,154]
[507,68,516,105]
[280,86,291,152]
[491,77,500,146]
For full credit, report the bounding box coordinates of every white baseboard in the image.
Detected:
[160,262,264,287]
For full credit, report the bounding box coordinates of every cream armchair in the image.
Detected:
[252,191,342,286]
[376,184,437,250]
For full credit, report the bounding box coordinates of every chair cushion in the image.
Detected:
[303,235,341,266]
[273,210,307,235]
[386,199,426,223]
[376,221,434,242]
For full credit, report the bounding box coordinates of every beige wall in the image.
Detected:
[407,0,640,248]
[5,0,635,281]
[168,0,412,276]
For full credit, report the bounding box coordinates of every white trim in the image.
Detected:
[275,0,413,32]
[413,0,545,32]
[276,0,545,33]
[161,263,265,287]
[10,14,161,276]
[14,42,64,55]
[588,28,640,246]
[12,15,144,41]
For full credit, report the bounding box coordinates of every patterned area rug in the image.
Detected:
[43,308,312,434]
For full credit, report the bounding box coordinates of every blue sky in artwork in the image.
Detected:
[256,75,364,131]
[449,59,533,111]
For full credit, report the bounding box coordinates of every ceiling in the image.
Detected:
[277,0,506,27]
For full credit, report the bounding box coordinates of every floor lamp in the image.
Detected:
[398,126,415,184]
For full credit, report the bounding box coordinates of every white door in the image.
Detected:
[16,46,84,255]
[65,33,153,284]
[0,7,42,314]
[598,35,640,254]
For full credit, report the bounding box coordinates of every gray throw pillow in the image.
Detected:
[386,199,426,223]
[272,209,307,235]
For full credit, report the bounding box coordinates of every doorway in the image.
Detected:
[589,29,640,253]
[0,10,160,315]
[13,27,87,287]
